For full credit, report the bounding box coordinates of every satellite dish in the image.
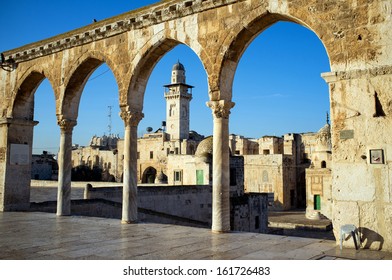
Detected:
[146,127,153,133]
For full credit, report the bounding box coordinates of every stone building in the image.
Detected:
[71,134,121,182]
[134,61,204,184]
[305,121,333,220]
[167,126,330,211]
[72,62,331,213]
[31,151,58,180]
[71,62,204,184]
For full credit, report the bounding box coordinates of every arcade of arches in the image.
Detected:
[1,0,392,251]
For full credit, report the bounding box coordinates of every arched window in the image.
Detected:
[142,167,157,183]
[262,170,269,182]
[321,161,327,168]
[94,155,99,167]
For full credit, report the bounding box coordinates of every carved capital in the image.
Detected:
[120,110,144,127]
[206,100,235,119]
[57,117,77,133]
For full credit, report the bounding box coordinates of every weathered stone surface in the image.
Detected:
[1,0,392,250]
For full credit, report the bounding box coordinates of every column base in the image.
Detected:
[212,229,230,234]
[56,213,71,217]
[121,220,137,224]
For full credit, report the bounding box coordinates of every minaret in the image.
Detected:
[164,61,194,140]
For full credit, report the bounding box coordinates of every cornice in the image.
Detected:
[2,0,243,63]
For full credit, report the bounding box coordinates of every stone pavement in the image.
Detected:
[1,211,392,260]
[268,210,335,240]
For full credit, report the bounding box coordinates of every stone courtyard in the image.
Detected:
[1,0,392,253]
[1,211,392,260]
[0,184,389,260]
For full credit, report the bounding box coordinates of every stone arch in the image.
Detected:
[94,155,100,167]
[124,35,207,112]
[212,10,333,216]
[12,68,57,120]
[60,51,120,120]
[217,12,332,101]
[86,156,92,168]
[125,37,178,111]
[142,166,157,184]
[81,156,86,166]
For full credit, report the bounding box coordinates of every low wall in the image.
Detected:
[231,193,269,233]
[30,180,268,233]
[85,184,213,225]
[30,180,123,188]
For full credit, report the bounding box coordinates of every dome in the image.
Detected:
[195,136,213,159]
[172,61,185,71]
[318,123,330,134]
[316,123,331,151]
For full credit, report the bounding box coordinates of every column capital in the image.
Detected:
[207,100,235,119]
[57,117,77,133]
[119,109,144,127]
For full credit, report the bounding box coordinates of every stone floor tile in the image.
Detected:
[1,212,390,260]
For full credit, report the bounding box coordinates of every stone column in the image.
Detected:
[56,117,76,216]
[207,100,235,232]
[0,118,38,211]
[120,109,144,223]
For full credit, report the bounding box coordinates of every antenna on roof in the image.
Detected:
[108,105,112,135]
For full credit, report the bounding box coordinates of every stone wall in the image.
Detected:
[71,147,120,181]
[231,193,269,233]
[85,184,212,223]
[324,69,392,251]
[0,121,35,211]
[84,183,266,232]
[305,168,333,219]
[243,154,297,210]
[167,154,211,185]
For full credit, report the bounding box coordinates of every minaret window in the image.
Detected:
[169,104,176,117]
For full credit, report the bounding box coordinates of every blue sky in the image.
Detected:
[1,0,330,154]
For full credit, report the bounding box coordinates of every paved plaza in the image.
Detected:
[1,211,392,260]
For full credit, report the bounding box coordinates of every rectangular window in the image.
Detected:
[230,168,237,186]
[290,189,295,207]
[150,151,153,159]
[175,147,179,155]
[255,216,260,230]
[174,170,182,182]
